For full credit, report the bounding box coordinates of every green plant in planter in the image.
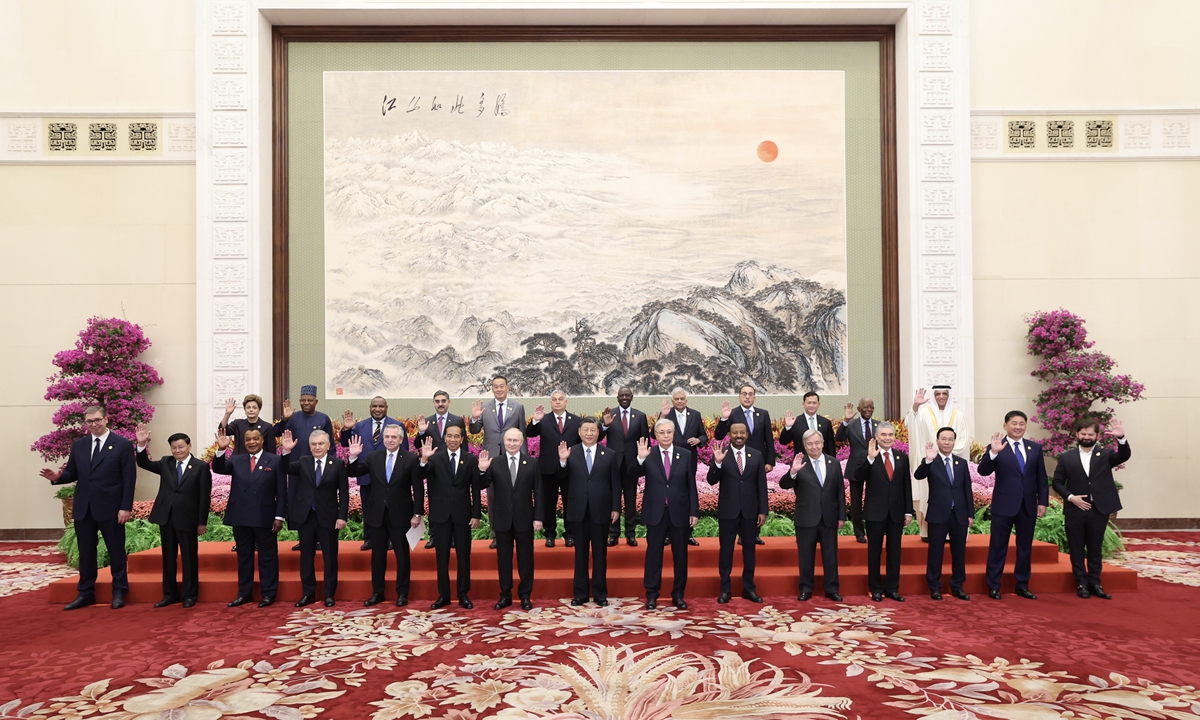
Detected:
[54,485,75,500]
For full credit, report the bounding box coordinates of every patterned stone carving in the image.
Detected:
[1007,120,1036,149]
[47,123,77,151]
[921,220,955,254]
[921,148,954,181]
[919,0,953,34]
[6,122,37,153]
[89,123,118,152]
[921,185,955,218]
[212,37,247,73]
[922,258,957,291]
[212,112,247,146]
[921,110,954,145]
[920,76,953,107]
[1046,120,1074,149]
[1085,120,1113,149]
[129,122,158,151]
[1122,120,1152,150]
[213,299,249,332]
[213,223,248,257]
[213,187,247,221]
[922,331,958,365]
[211,0,246,34]
[970,119,998,150]
[213,372,249,402]
[925,369,957,388]
[214,336,248,370]
[212,77,248,111]
[167,122,197,152]
[1164,120,1191,149]
[922,295,957,328]
[213,260,248,295]
[920,38,953,71]
[213,148,248,184]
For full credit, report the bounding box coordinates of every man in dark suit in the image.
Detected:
[422,424,484,609]
[280,429,349,608]
[601,386,651,547]
[659,387,708,546]
[714,385,775,547]
[526,390,581,548]
[556,418,621,607]
[780,392,837,459]
[855,423,912,602]
[469,375,527,548]
[1052,416,1131,599]
[340,396,409,551]
[707,423,767,603]
[780,428,846,601]
[836,397,879,544]
[635,420,700,609]
[415,390,467,549]
[914,427,974,601]
[346,427,431,607]
[480,427,543,610]
[42,405,137,610]
[212,426,286,607]
[977,410,1049,600]
[134,425,212,608]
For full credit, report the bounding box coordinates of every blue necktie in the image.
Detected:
[1013,442,1026,474]
[814,457,824,486]
[315,459,323,487]
[745,410,754,435]
[386,452,394,484]
[945,457,954,508]
[586,447,593,473]
[176,460,184,485]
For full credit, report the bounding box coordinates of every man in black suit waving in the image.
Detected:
[780,392,837,458]
[1052,416,1131,599]
[414,390,467,549]
[212,426,286,608]
[635,420,700,610]
[914,427,974,601]
[42,405,137,610]
[480,427,543,610]
[707,423,767,603]
[423,424,485,610]
[780,428,846,601]
[659,388,708,547]
[280,429,349,608]
[556,418,620,606]
[715,385,775,547]
[527,390,581,548]
[836,397,879,544]
[855,422,912,602]
[134,425,212,608]
[346,426,431,607]
[601,386,650,547]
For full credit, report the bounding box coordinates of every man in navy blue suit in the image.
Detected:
[600,387,651,547]
[707,423,768,603]
[914,427,974,600]
[213,426,286,607]
[340,396,408,551]
[977,410,1048,600]
[635,420,700,610]
[714,385,774,547]
[42,405,137,610]
[527,390,582,548]
[556,418,621,607]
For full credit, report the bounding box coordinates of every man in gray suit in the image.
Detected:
[469,375,527,547]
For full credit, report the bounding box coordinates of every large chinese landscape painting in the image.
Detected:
[323,70,848,398]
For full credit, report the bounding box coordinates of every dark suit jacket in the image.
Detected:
[526,412,582,474]
[422,448,484,524]
[636,445,700,526]
[779,415,836,458]
[480,452,542,533]
[602,406,651,473]
[706,448,769,520]
[217,418,277,455]
[415,413,467,450]
[663,408,708,472]
[212,452,286,528]
[137,450,213,530]
[284,455,350,528]
[977,438,1049,516]
[347,448,425,527]
[780,454,845,528]
[914,453,973,525]
[715,406,777,467]
[558,443,622,524]
[1052,441,1131,516]
[340,417,410,471]
[854,450,913,524]
[836,417,880,482]
[54,433,137,522]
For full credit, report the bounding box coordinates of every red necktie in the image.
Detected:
[249,455,257,473]
[557,416,564,433]
[884,451,893,481]
[438,416,445,435]
[622,410,629,434]
[736,450,744,473]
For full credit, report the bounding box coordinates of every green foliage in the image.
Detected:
[903,517,920,535]
[55,485,75,500]
[692,516,719,538]
[200,514,234,542]
[970,505,991,535]
[471,513,492,541]
[759,512,795,537]
[59,518,161,569]
[337,516,364,542]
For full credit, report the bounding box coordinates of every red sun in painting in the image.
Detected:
[757,140,779,162]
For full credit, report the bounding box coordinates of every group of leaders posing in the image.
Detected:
[42,378,1131,612]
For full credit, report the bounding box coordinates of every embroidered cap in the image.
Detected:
[300,384,318,397]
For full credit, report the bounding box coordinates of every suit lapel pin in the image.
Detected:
[107,446,113,450]
[1095,452,1101,457]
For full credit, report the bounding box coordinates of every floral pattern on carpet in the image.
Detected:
[0,545,64,558]
[1109,549,1200,587]
[0,562,76,598]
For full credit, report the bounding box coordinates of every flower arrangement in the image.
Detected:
[31,317,163,463]
[1026,309,1144,456]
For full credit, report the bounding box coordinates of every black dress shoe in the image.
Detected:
[545,538,556,548]
[564,537,575,548]
[988,588,1002,600]
[64,594,95,611]
[871,591,883,602]
[425,540,435,549]
[596,599,609,607]
[825,592,843,602]
[489,539,497,549]
[520,598,533,610]
[921,537,929,543]
[294,596,316,608]
[952,589,970,601]
[1014,587,1037,600]
[1077,585,1091,599]
[717,592,731,604]
[258,597,275,608]
[292,542,301,551]
[1089,584,1111,600]
[459,597,473,609]
[687,537,700,547]
[856,535,867,544]
[431,597,450,610]
[930,590,943,601]
[324,597,335,607]
[798,591,812,601]
[755,537,765,545]
[396,595,408,607]
[607,537,618,547]
[227,596,251,608]
[741,590,764,603]
[360,541,372,551]
[231,545,238,552]
[570,598,587,607]
[644,598,657,610]
[672,597,688,610]
[626,537,638,547]
[154,597,180,608]
[885,592,905,602]
[111,595,126,609]
[182,597,197,608]
[494,597,512,610]
[364,593,385,607]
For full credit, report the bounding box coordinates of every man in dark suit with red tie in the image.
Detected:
[280,429,350,608]
[212,426,286,607]
[526,390,581,548]
[977,410,1048,600]
[601,387,650,547]
[837,397,879,544]
[855,422,912,602]
[635,420,700,610]
[1052,416,1131,599]
[42,405,137,610]
[707,423,767,603]
[422,424,485,610]
[780,428,846,601]
[480,427,543,610]
[914,427,974,601]
[134,425,213,608]
[557,418,621,606]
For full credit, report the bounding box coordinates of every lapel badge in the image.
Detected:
[107,446,113,450]
[521,460,526,465]
[1095,452,1101,456]
[675,453,680,460]
[600,450,605,456]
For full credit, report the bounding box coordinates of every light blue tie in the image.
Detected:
[745,409,754,434]
[945,457,955,508]
[386,452,394,484]
[586,447,593,473]
[814,457,824,486]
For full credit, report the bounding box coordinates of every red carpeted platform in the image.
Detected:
[47,535,1136,603]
